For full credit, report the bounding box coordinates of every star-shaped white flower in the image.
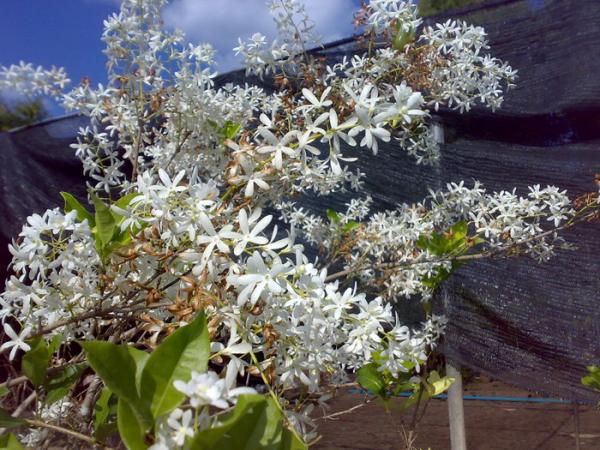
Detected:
[1,323,32,360]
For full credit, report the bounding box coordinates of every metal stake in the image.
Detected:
[446,362,468,450]
[573,402,581,450]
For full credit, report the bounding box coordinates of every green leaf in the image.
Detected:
[326,208,340,224]
[22,337,54,387]
[426,371,455,396]
[0,408,25,429]
[127,347,149,393]
[0,385,9,398]
[416,220,474,290]
[357,363,385,397]
[94,388,113,433]
[91,194,116,247]
[190,395,306,450]
[221,121,242,140]
[114,192,141,210]
[342,221,360,233]
[44,363,87,405]
[140,311,209,418]
[392,29,415,51]
[117,398,148,450]
[94,387,118,441]
[44,386,69,405]
[81,341,138,403]
[450,220,468,240]
[0,433,25,450]
[61,192,94,225]
[111,192,141,224]
[81,341,151,428]
[417,220,469,256]
[582,365,600,391]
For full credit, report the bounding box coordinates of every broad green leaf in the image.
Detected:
[0,433,25,450]
[111,192,141,224]
[140,311,209,418]
[221,121,242,140]
[44,363,87,405]
[91,194,116,247]
[94,387,114,433]
[356,363,385,397]
[82,341,152,431]
[0,408,25,428]
[342,221,360,233]
[326,208,340,224]
[95,422,118,443]
[450,220,468,240]
[81,341,138,402]
[127,346,150,393]
[426,371,454,396]
[117,399,148,450]
[392,29,415,51]
[81,341,151,427]
[61,192,94,225]
[190,395,306,450]
[44,386,69,405]
[114,192,141,210]
[582,365,600,391]
[94,388,118,441]
[22,337,53,387]
[0,385,9,398]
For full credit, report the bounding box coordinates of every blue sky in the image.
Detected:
[1,0,360,116]
[1,0,548,118]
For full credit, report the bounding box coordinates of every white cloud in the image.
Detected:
[162,0,357,72]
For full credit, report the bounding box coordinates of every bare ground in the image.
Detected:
[313,376,600,450]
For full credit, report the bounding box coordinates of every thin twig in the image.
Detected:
[79,376,101,420]
[325,210,598,282]
[317,397,374,420]
[25,418,106,447]
[0,375,28,389]
[12,391,36,418]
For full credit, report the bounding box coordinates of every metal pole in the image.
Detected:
[446,362,468,450]
[573,402,581,450]
[431,120,467,450]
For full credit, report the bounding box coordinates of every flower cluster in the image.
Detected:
[0,0,588,447]
[285,181,574,301]
[0,61,70,99]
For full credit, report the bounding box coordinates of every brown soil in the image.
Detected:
[313,377,600,450]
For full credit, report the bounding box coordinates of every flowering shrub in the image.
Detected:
[0,0,597,448]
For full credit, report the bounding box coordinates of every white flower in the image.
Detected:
[173,371,256,410]
[323,285,362,320]
[373,82,426,124]
[233,209,271,256]
[256,129,297,170]
[227,251,289,306]
[167,409,194,446]
[1,323,32,360]
[300,87,332,111]
[174,371,229,409]
[348,106,391,154]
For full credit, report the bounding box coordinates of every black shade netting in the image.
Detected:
[1,0,600,402]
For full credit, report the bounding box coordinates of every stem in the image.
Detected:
[0,375,28,389]
[79,376,101,420]
[25,418,105,447]
[12,391,36,418]
[325,208,599,282]
[32,300,173,337]
[248,351,305,444]
[317,397,374,420]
